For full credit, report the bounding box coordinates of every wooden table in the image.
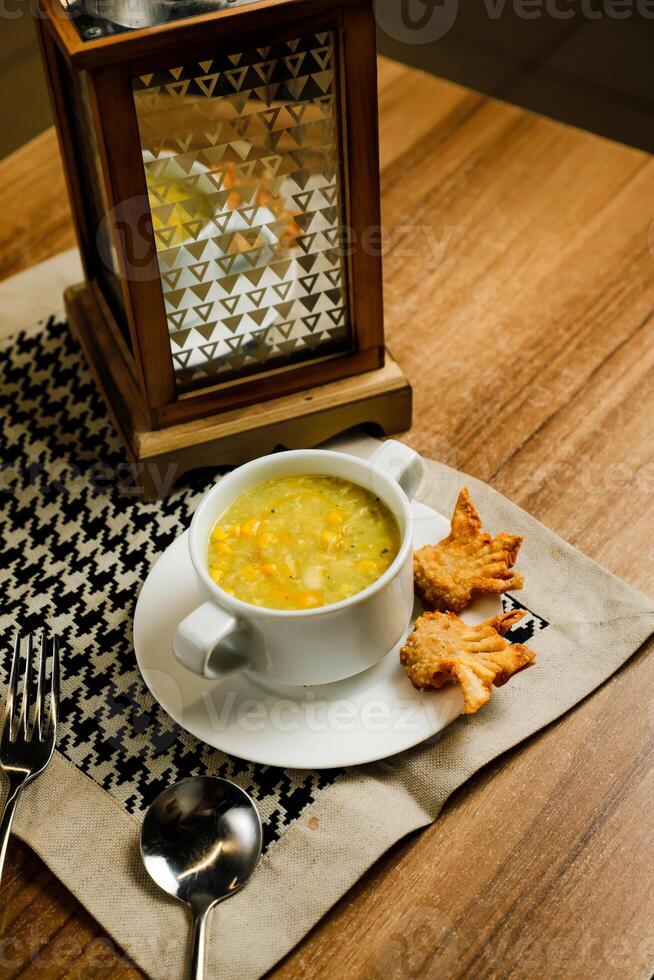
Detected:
[1,58,653,979]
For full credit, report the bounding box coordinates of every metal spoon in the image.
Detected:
[140,776,263,980]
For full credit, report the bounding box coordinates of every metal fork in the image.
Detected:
[0,634,60,884]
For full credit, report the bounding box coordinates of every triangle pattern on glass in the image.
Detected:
[169,325,190,345]
[134,30,353,391]
[189,282,212,302]
[222,296,240,315]
[199,342,220,361]
[196,322,218,341]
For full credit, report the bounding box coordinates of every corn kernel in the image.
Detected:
[321,530,337,546]
[209,566,223,582]
[356,559,377,575]
[241,518,261,537]
[215,542,232,555]
[327,510,344,525]
[261,563,277,576]
[241,564,258,581]
[210,526,229,542]
[298,592,322,609]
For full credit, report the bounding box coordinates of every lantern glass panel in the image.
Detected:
[56,54,130,345]
[132,31,350,393]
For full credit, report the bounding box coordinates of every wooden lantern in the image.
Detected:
[35,0,412,497]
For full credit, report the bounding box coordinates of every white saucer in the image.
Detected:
[133,502,500,769]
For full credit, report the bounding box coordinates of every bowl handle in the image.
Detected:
[368,439,423,501]
[173,602,243,679]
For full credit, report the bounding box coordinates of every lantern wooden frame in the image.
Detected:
[34,0,412,497]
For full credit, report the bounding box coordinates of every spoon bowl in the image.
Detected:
[140,776,262,979]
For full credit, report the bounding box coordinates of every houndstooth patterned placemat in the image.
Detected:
[0,319,339,840]
[1,318,653,980]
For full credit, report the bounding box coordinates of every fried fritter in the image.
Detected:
[414,487,524,612]
[400,609,535,713]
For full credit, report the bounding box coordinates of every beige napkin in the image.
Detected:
[11,430,654,980]
[0,248,82,339]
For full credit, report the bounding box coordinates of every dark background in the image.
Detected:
[1,0,653,157]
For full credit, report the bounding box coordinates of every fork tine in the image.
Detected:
[21,633,34,737]
[35,634,47,740]
[3,634,21,741]
[48,636,60,737]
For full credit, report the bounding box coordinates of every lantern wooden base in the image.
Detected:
[65,282,412,500]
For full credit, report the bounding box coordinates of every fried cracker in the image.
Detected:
[400,609,535,713]
[414,487,524,612]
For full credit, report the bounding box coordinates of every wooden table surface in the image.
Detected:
[1,57,653,979]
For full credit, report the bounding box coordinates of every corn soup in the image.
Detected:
[207,475,401,610]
